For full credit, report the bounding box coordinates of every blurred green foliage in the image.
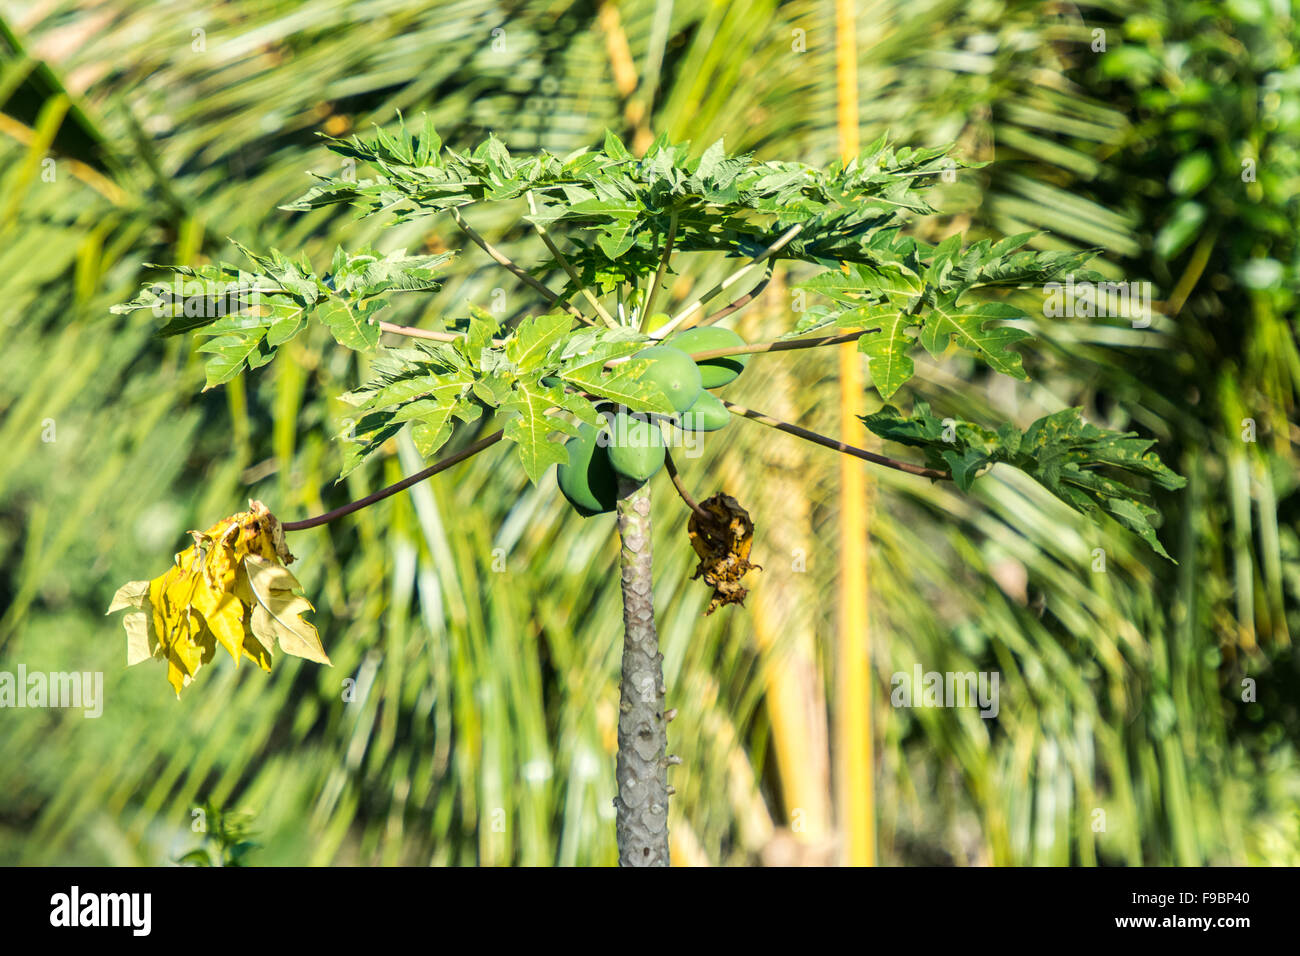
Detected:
[0,0,1296,866]
[176,801,259,867]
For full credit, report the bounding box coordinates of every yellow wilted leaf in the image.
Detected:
[106,500,327,697]
[243,555,331,665]
[191,576,245,663]
[123,612,153,665]
[107,580,150,614]
[242,630,274,671]
[109,580,158,666]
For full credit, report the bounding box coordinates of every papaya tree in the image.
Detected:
[107,121,1184,866]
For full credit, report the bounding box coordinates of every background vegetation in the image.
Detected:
[0,0,1296,865]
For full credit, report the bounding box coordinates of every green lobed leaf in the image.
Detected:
[501,380,577,483]
[318,297,382,351]
[505,312,573,372]
[919,294,1032,380]
[861,402,1185,560]
[849,304,919,399]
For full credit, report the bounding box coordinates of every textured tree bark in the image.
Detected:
[613,478,670,866]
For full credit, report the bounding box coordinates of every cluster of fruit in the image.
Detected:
[558,326,749,516]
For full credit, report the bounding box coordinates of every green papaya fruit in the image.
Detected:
[667,326,749,388]
[557,422,620,516]
[679,389,731,432]
[633,345,702,413]
[605,411,665,481]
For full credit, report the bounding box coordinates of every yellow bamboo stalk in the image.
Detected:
[835,0,874,867]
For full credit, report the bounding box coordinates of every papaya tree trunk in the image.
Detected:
[613,478,671,866]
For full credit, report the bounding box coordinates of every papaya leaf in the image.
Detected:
[337,410,404,479]
[113,243,453,385]
[196,328,271,390]
[849,305,919,399]
[501,380,577,483]
[547,333,675,414]
[282,119,986,267]
[862,403,1185,561]
[329,247,452,295]
[106,502,324,696]
[796,260,926,309]
[243,555,330,666]
[505,312,572,372]
[919,294,1032,380]
[318,296,382,351]
[778,305,838,339]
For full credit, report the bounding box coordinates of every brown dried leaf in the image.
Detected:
[687,493,760,615]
